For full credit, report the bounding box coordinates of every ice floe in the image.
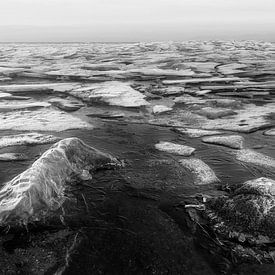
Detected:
[0,109,93,131]
[179,158,219,185]
[0,133,60,149]
[202,135,244,149]
[155,141,195,156]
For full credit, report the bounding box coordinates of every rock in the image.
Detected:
[70,82,149,107]
[0,109,93,131]
[179,158,219,185]
[152,105,173,114]
[199,177,275,264]
[162,77,241,85]
[49,98,84,112]
[0,133,60,149]
[0,138,122,226]
[0,153,28,161]
[155,141,195,156]
[202,135,244,149]
[236,149,275,171]
[263,128,275,136]
[0,102,51,112]
[195,107,236,119]
[175,128,223,138]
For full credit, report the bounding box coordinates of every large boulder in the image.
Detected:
[193,177,275,266]
[0,138,122,227]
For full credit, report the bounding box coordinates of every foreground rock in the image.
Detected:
[179,158,219,185]
[155,141,195,156]
[69,82,149,107]
[236,149,275,171]
[202,135,244,149]
[0,109,92,131]
[198,177,275,264]
[0,133,60,149]
[0,138,121,226]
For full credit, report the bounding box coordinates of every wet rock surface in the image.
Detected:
[189,177,275,270]
[0,138,121,226]
[0,41,274,274]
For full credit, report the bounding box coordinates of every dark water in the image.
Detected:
[0,41,275,274]
[1,122,275,274]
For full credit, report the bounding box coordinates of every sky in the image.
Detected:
[0,0,274,42]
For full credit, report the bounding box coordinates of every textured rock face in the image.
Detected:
[207,178,275,239]
[179,158,219,185]
[0,138,121,226]
[155,141,195,156]
[202,135,244,149]
[199,178,275,264]
[0,133,60,149]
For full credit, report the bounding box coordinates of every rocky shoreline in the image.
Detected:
[0,41,274,274]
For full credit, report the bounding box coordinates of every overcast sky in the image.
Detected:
[0,0,274,42]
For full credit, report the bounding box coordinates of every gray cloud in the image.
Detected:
[0,0,274,42]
